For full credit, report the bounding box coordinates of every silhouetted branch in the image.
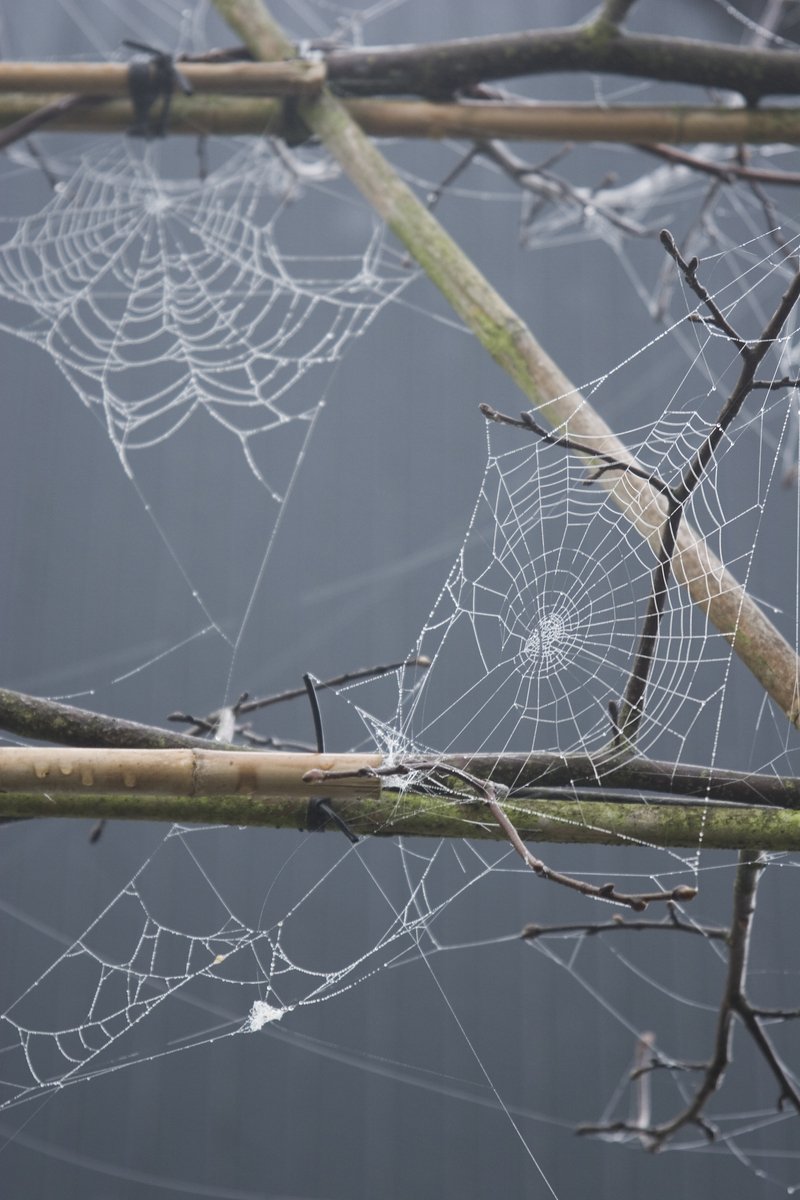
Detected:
[521,908,728,940]
[168,656,429,737]
[637,142,800,188]
[579,851,800,1148]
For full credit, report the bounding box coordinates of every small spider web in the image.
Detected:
[0,137,411,500]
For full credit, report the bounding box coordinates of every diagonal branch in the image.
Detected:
[212,0,800,736]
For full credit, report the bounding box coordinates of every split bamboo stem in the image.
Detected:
[1,746,800,849]
[1,93,800,143]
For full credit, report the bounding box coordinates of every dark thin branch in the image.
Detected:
[426,144,479,211]
[751,376,800,391]
[478,140,652,241]
[651,179,722,323]
[521,913,728,940]
[479,403,669,493]
[660,229,747,351]
[451,751,800,809]
[579,850,800,1149]
[519,786,779,809]
[734,1002,800,1109]
[0,93,103,150]
[748,1005,800,1020]
[617,243,800,742]
[485,243,800,750]
[637,142,800,189]
[168,656,429,735]
[667,240,800,507]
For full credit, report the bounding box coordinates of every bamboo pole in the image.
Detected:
[1,747,799,849]
[1,92,800,144]
[0,746,382,798]
[210,0,800,732]
[0,60,324,95]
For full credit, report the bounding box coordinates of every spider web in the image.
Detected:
[0,137,410,499]
[3,1,800,1198]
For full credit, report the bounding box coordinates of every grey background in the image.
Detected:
[1,2,799,1197]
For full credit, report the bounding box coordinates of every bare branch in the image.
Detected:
[168,656,429,736]
[580,851,800,1148]
[637,142,800,189]
[320,23,800,103]
[521,909,728,942]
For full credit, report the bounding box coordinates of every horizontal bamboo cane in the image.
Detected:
[1,746,800,849]
[1,94,799,144]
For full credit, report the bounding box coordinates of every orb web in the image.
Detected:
[0,137,410,498]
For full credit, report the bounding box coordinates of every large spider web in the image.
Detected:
[3,2,800,1198]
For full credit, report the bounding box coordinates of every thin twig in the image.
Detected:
[168,656,430,735]
[579,850,800,1148]
[637,142,800,188]
[479,140,651,241]
[660,229,747,351]
[521,914,727,940]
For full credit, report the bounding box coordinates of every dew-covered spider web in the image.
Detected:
[0,136,411,498]
[3,1,800,1198]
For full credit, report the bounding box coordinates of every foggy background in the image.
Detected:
[1,2,799,1197]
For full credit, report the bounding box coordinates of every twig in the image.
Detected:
[660,229,747,350]
[521,911,728,940]
[479,140,651,241]
[599,0,640,26]
[751,376,800,390]
[637,142,800,188]
[479,404,669,492]
[579,850,800,1148]
[426,145,479,212]
[168,656,430,735]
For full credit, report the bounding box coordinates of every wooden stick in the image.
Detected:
[0,60,325,96]
[1,93,800,144]
[2,746,800,848]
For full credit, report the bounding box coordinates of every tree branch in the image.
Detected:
[579,850,800,1148]
[0,684,224,750]
[320,22,800,103]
